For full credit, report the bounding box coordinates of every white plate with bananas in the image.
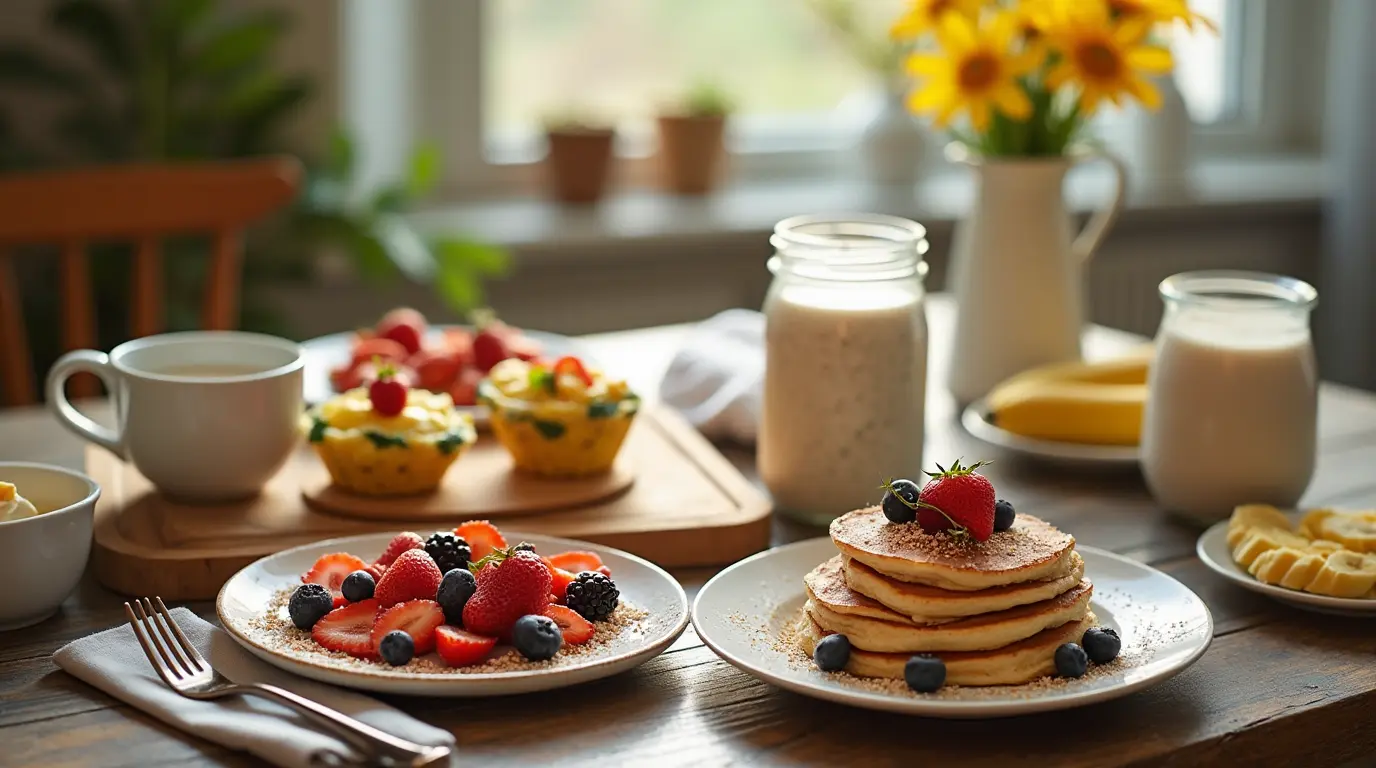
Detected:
[959,352,1150,466]
[1196,505,1376,617]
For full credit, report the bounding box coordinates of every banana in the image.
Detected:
[1297,508,1336,539]
[1306,539,1345,555]
[986,380,1145,446]
[1248,547,1325,589]
[1304,551,1376,598]
[1315,514,1376,553]
[1232,527,1313,569]
[1227,505,1293,548]
[993,350,1153,390]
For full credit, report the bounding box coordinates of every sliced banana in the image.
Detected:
[1297,508,1336,539]
[1305,539,1344,555]
[1315,514,1376,554]
[1229,504,1293,535]
[1248,547,1324,589]
[1304,551,1376,598]
[1232,527,1313,569]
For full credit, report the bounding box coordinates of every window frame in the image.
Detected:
[407,0,1325,201]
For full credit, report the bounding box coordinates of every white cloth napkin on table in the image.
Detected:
[658,309,765,444]
[53,607,455,768]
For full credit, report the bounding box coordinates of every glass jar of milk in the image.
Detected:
[759,213,930,526]
[1142,271,1319,525]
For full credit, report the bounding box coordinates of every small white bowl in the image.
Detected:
[0,462,101,631]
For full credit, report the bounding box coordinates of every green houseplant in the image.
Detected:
[655,81,733,195]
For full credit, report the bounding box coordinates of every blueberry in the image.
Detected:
[904,654,946,693]
[812,634,851,672]
[512,614,563,661]
[994,499,1016,532]
[379,630,414,666]
[341,570,375,603]
[1055,642,1089,678]
[287,584,334,630]
[436,568,478,624]
[1082,627,1121,664]
[882,479,921,524]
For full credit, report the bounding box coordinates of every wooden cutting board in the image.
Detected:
[90,405,772,600]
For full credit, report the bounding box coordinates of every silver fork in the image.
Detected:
[125,597,451,768]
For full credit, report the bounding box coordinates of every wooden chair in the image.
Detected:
[0,157,302,407]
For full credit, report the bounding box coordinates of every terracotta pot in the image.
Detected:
[544,128,616,204]
[655,114,726,195]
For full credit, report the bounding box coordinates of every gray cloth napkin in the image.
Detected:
[53,607,455,768]
[658,309,765,444]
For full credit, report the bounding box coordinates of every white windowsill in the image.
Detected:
[408,154,1327,265]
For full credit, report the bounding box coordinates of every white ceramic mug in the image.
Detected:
[47,331,304,501]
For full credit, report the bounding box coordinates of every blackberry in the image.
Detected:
[512,542,536,553]
[565,572,619,621]
[424,532,471,573]
[288,584,333,630]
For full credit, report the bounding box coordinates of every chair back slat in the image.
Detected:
[0,251,35,405]
[0,156,301,407]
[131,238,163,338]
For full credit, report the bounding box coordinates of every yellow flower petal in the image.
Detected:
[906,54,948,76]
[937,12,978,52]
[968,101,992,132]
[1127,46,1173,73]
[908,84,953,112]
[1126,76,1162,109]
[993,84,1034,119]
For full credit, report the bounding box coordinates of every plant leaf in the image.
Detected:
[371,184,410,214]
[188,12,286,76]
[406,141,441,199]
[51,0,131,75]
[374,214,436,281]
[144,0,214,39]
[327,128,355,180]
[433,237,510,276]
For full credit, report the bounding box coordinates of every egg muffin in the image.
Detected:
[303,380,476,496]
[479,356,639,477]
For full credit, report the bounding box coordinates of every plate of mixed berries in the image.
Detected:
[217,520,689,696]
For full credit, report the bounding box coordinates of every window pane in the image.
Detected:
[485,0,905,158]
[1171,0,1231,123]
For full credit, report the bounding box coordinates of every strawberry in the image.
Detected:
[374,532,425,568]
[312,599,381,659]
[472,330,510,373]
[546,551,606,576]
[916,459,997,542]
[506,334,543,362]
[370,599,444,655]
[435,625,497,667]
[461,548,553,638]
[368,364,408,417]
[446,366,484,407]
[454,520,507,561]
[376,308,427,355]
[542,604,594,645]
[548,564,578,604]
[365,564,386,581]
[408,350,461,393]
[552,356,593,387]
[374,549,444,608]
[302,553,370,596]
[349,337,409,367]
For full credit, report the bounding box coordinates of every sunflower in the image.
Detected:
[904,13,1040,131]
[1107,0,1217,33]
[1042,2,1173,114]
[890,0,983,41]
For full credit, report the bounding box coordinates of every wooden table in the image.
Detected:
[4,296,1376,768]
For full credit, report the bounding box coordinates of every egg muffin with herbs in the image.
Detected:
[479,356,639,477]
[303,367,476,495]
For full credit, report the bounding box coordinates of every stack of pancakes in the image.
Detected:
[799,507,1095,686]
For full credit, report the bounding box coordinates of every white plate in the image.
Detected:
[961,399,1140,466]
[692,538,1212,718]
[217,532,689,696]
[1196,517,1376,617]
[300,326,585,413]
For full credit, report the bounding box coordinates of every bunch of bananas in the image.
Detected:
[984,345,1154,446]
[1227,504,1376,598]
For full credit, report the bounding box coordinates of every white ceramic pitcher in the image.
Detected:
[944,143,1128,406]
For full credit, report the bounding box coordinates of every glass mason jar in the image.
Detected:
[758,213,930,527]
[1141,271,1319,525]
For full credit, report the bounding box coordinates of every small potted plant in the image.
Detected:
[655,82,733,195]
[543,114,616,205]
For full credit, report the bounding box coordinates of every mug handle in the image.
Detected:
[46,350,126,458]
[1069,147,1129,265]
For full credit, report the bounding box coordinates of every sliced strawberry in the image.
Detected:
[332,594,349,609]
[312,599,381,659]
[370,599,444,655]
[375,549,444,608]
[454,520,507,562]
[549,565,578,605]
[546,551,605,576]
[542,604,594,645]
[435,625,497,667]
[373,532,425,568]
[365,564,386,582]
[350,337,409,367]
[506,334,543,362]
[552,356,593,387]
[302,553,370,595]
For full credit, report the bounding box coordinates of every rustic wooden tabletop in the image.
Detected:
[3,296,1376,767]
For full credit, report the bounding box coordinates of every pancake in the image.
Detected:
[799,612,1098,686]
[844,552,1085,621]
[805,578,1093,653]
[830,508,1076,590]
[804,556,960,625]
